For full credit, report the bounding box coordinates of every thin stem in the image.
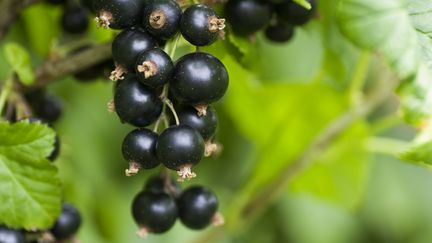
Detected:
[163,98,179,125]
[349,51,370,106]
[0,77,13,116]
[169,34,181,59]
[153,115,162,132]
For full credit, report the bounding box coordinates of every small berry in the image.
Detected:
[131,191,178,236]
[170,52,228,108]
[25,89,63,124]
[122,128,160,176]
[170,105,217,141]
[225,0,271,36]
[276,0,317,26]
[135,48,174,88]
[61,6,89,34]
[94,0,145,29]
[74,59,114,82]
[0,226,25,243]
[80,0,96,13]
[144,175,181,195]
[265,22,295,43]
[180,4,225,46]
[156,125,204,181]
[178,186,220,229]
[114,76,163,127]
[47,0,66,5]
[111,27,156,80]
[142,0,182,40]
[50,203,82,240]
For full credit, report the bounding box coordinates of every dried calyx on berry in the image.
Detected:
[94,0,145,29]
[142,0,182,40]
[135,48,174,88]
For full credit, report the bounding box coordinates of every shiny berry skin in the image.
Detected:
[50,203,82,240]
[0,226,25,243]
[131,191,178,233]
[112,28,156,71]
[265,22,295,43]
[180,4,224,46]
[135,48,173,88]
[170,52,229,106]
[276,0,316,26]
[170,106,217,141]
[156,125,204,172]
[122,128,160,169]
[94,0,145,29]
[225,0,271,36]
[114,76,163,127]
[142,0,182,40]
[61,6,89,34]
[178,186,218,229]
[144,175,181,194]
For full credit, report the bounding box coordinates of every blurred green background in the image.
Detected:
[1,1,432,243]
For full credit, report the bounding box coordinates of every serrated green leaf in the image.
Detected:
[293,0,312,9]
[0,121,61,229]
[3,43,35,86]
[400,141,432,165]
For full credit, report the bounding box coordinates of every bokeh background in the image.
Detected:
[1,1,432,243]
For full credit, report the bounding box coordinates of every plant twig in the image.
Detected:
[0,0,39,40]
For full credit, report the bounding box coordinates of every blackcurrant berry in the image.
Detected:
[170,105,217,141]
[50,203,82,240]
[225,0,271,36]
[80,0,96,13]
[0,226,25,243]
[178,186,219,229]
[135,48,173,88]
[265,22,295,43]
[25,89,63,124]
[180,4,225,46]
[131,191,178,236]
[114,76,163,127]
[170,52,228,110]
[156,125,204,181]
[276,0,316,26]
[94,0,145,29]
[74,59,114,82]
[142,0,182,40]
[61,6,89,34]
[144,175,181,195]
[122,128,160,176]
[111,27,156,81]
[47,0,66,5]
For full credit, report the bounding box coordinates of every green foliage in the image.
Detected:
[3,43,35,85]
[0,121,61,229]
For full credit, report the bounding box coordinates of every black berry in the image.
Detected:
[25,89,63,124]
[131,191,178,235]
[80,0,96,13]
[178,186,219,229]
[94,0,145,29]
[276,0,316,26]
[111,27,156,80]
[61,6,89,34]
[225,0,271,36]
[50,203,82,240]
[170,105,217,141]
[47,0,66,5]
[135,48,174,88]
[114,76,163,127]
[142,0,182,40]
[48,135,61,161]
[0,226,25,243]
[170,52,228,108]
[144,175,181,195]
[156,125,204,181]
[74,59,114,82]
[122,128,160,175]
[265,22,295,43]
[180,4,225,46]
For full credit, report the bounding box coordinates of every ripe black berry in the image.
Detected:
[25,89,63,124]
[178,186,219,229]
[225,0,271,36]
[180,4,225,46]
[0,226,25,243]
[131,191,178,236]
[171,106,217,141]
[74,59,114,82]
[142,0,182,40]
[265,22,295,43]
[114,76,163,127]
[61,6,89,34]
[144,175,181,195]
[156,125,204,181]
[94,0,145,29]
[135,48,173,88]
[170,52,228,110]
[50,203,82,240]
[122,128,160,176]
[111,27,156,80]
[276,0,316,26]
[47,0,66,5]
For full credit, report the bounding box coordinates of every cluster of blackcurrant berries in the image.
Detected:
[46,0,90,35]
[224,0,317,43]
[132,175,223,238]
[0,203,81,243]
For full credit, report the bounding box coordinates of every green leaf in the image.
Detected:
[3,43,35,86]
[293,0,312,9]
[0,121,61,229]
[400,141,432,165]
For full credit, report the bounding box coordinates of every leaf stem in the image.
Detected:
[0,77,13,117]
[349,51,370,107]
